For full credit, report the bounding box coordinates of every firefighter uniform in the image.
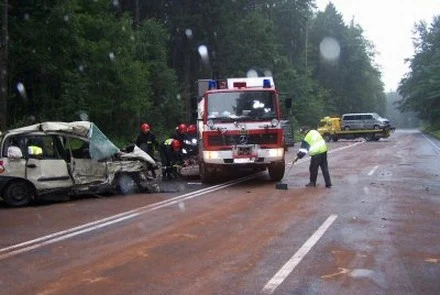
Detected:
[296,128,332,188]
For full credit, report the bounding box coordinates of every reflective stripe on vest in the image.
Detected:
[28,145,43,156]
[164,138,174,146]
[304,130,327,156]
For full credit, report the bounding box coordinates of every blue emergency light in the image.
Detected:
[208,80,217,90]
[263,79,271,88]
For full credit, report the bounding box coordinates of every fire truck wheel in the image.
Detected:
[269,160,285,181]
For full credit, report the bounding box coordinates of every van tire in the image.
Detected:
[344,126,350,131]
[3,180,34,207]
[373,125,381,130]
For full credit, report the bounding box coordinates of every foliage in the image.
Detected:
[398,16,440,128]
[5,0,391,142]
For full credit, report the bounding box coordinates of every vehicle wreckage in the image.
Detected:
[0,121,159,207]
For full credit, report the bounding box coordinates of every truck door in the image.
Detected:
[25,135,73,191]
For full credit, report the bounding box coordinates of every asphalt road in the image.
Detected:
[0,129,439,294]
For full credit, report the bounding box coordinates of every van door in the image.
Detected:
[25,135,73,191]
[66,137,107,185]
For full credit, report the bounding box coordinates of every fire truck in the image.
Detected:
[196,77,286,183]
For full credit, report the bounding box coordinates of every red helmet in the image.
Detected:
[177,123,187,133]
[140,123,150,133]
[171,139,181,150]
[187,124,196,134]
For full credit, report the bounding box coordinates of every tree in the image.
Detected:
[398,16,440,128]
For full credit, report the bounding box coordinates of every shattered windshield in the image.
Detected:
[88,123,119,161]
[207,91,277,121]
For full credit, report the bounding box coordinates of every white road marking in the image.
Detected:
[368,165,379,176]
[262,214,338,294]
[422,133,440,153]
[0,173,261,260]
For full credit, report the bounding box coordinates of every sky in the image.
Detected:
[315,0,440,92]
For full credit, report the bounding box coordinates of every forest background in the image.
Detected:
[1,0,439,144]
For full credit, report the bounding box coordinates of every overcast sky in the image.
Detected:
[315,0,440,92]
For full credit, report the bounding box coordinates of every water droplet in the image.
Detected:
[246,69,258,78]
[185,29,193,39]
[320,37,341,61]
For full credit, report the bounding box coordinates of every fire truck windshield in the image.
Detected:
[207,91,277,121]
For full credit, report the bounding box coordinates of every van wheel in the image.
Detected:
[3,180,34,207]
[373,125,381,130]
[344,126,350,131]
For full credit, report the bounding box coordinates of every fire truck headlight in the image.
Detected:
[203,151,220,160]
[271,118,279,127]
[268,148,284,157]
[207,119,214,129]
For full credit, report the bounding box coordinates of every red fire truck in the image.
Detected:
[196,77,286,183]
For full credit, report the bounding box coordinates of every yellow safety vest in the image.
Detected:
[304,130,327,156]
[28,145,43,156]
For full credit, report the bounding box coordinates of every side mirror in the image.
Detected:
[285,98,292,109]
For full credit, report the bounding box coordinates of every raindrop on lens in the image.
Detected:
[185,29,193,39]
[17,82,26,97]
[198,45,209,63]
[246,69,258,78]
[320,37,341,61]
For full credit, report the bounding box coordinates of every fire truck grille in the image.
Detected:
[207,133,279,146]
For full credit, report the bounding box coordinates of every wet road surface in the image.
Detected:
[0,129,439,294]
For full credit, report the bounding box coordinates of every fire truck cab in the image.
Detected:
[196,77,285,183]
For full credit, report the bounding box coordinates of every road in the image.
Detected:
[0,129,439,294]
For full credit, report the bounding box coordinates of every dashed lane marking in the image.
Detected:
[262,214,338,294]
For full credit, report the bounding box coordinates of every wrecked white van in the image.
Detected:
[0,121,157,207]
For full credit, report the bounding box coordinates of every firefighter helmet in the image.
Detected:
[171,139,182,150]
[140,123,150,133]
[187,124,196,134]
[177,123,187,133]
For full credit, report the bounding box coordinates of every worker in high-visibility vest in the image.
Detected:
[292,126,332,188]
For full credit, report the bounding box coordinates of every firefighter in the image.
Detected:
[292,126,332,188]
[158,138,184,180]
[136,123,159,178]
[173,123,188,143]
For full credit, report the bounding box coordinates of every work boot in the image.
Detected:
[305,182,316,187]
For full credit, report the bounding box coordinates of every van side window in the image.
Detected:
[69,138,91,159]
[366,115,373,119]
